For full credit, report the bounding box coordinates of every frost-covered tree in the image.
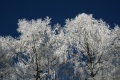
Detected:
[16,17,66,80]
[63,13,115,80]
[109,26,120,80]
[0,36,21,80]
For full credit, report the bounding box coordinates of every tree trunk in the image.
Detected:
[47,57,50,80]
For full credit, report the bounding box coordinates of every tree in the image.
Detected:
[16,17,66,80]
[109,26,120,80]
[0,36,20,80]
[63,13,114,80]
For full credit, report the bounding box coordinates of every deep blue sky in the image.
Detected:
[0,0,120,37]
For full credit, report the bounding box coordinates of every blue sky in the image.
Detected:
[0,0,120,37]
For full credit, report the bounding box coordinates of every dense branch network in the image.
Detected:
[0,13,120,80]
